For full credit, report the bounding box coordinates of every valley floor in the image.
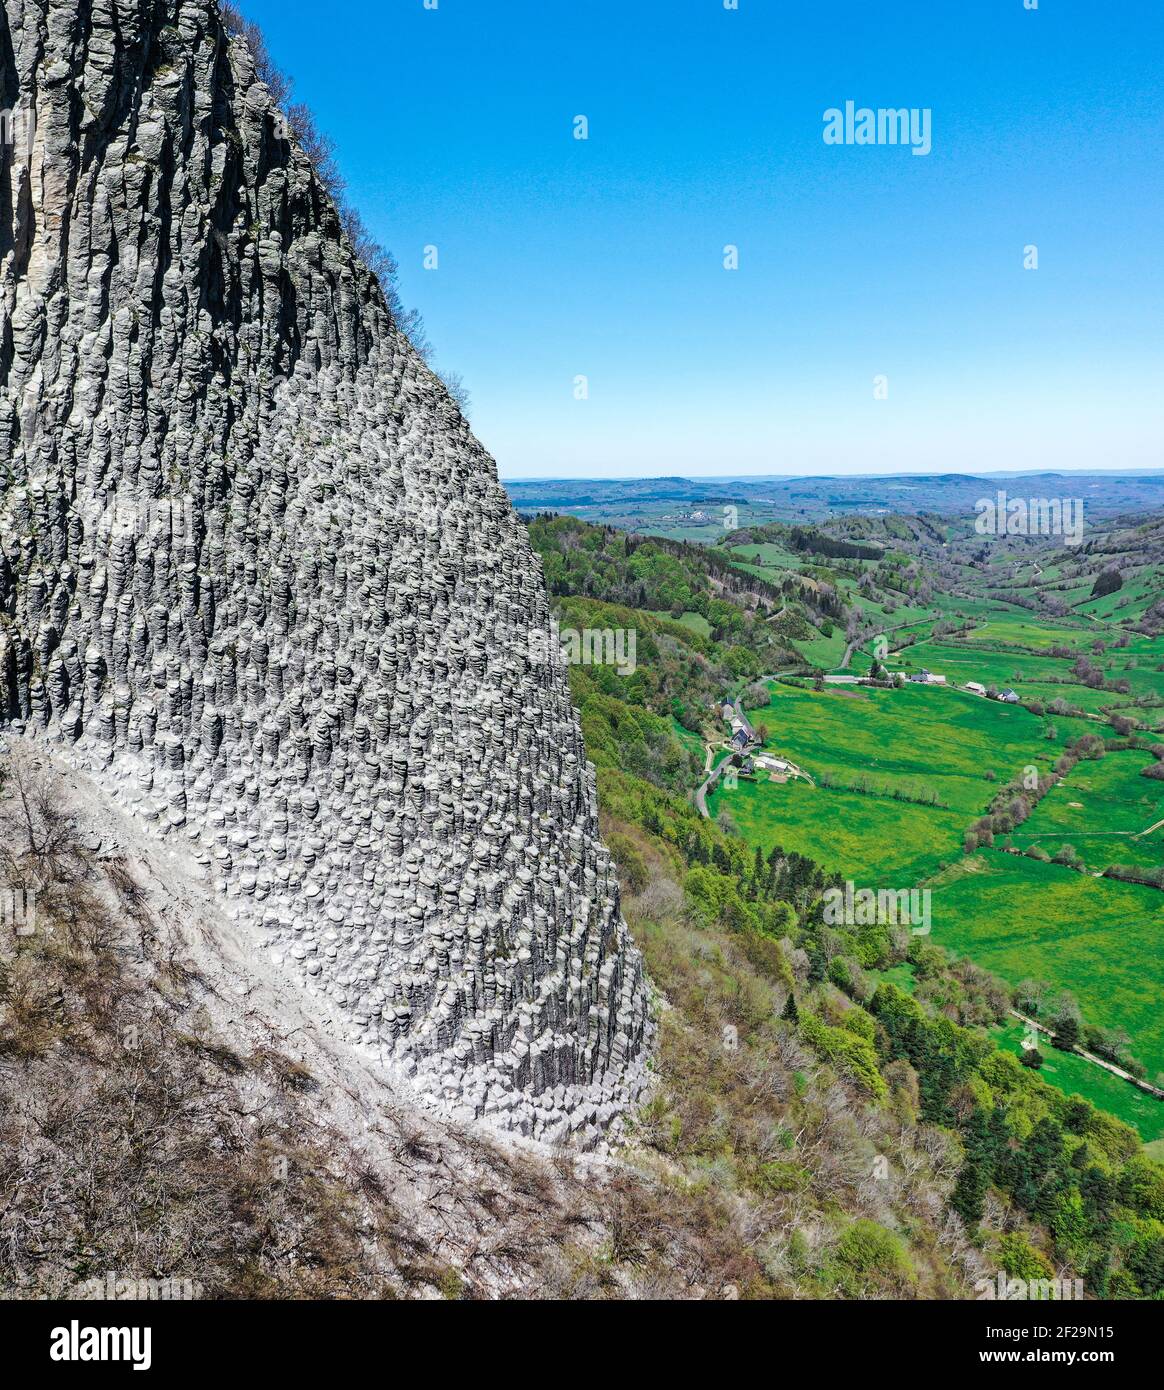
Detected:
[708,657,1164,1133]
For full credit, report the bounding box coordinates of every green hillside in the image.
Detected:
[522,512,1164,1298]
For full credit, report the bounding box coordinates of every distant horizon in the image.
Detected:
[500,466,1164,483]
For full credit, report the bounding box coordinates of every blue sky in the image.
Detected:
[237,0,1163,478]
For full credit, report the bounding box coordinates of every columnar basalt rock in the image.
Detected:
[0,0,648,1144]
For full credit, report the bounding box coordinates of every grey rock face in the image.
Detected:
[0,0,647,1141]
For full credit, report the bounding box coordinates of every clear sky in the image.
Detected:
[237,0,1163,478]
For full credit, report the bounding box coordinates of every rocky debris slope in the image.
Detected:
[0,741,629,1298]
[0,0,647,1144]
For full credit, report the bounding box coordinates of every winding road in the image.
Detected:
[695,753,736,819]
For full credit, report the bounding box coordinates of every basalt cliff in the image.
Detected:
[0,0,647,1145]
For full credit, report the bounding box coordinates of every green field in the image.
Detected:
[898,635,1164,724]
[716,540,949,670]
[1077,574,1162,621]
[990,1020,1164,1144]
[931,854,1164,1082]
[722,542,806,572]
[710,774,967,884]
[708,681,1069,881]
[707,674,1164,1097]
[961,615,1098,650]
[704,531,1164,1121]
[792,628,847,669]
[731,681,1060,817]
[931,595,1036,620]
[879,923,1164,1143]
[1013,750,1164,871]
[648,609,713,638]
[898,639,1082,687]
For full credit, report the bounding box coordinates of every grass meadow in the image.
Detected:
[734,681,1060,817]
[710,680,1068,882]
[899,636,1164,723]
[709,774,967,884]
[931,854,1164,1082]
[1012,749,1164,871]
[869,969,1164,1142]
[990,1020,1164,1144]
[708,674,1164,1102]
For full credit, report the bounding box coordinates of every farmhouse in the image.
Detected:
[910,669,947,686]
[998,689,1020,703]
[751,751,812,785]
[730,728,751,752]
[965,681,987,697]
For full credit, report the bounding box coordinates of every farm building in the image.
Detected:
[998,689,1020,703]
[965,681,987,696]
